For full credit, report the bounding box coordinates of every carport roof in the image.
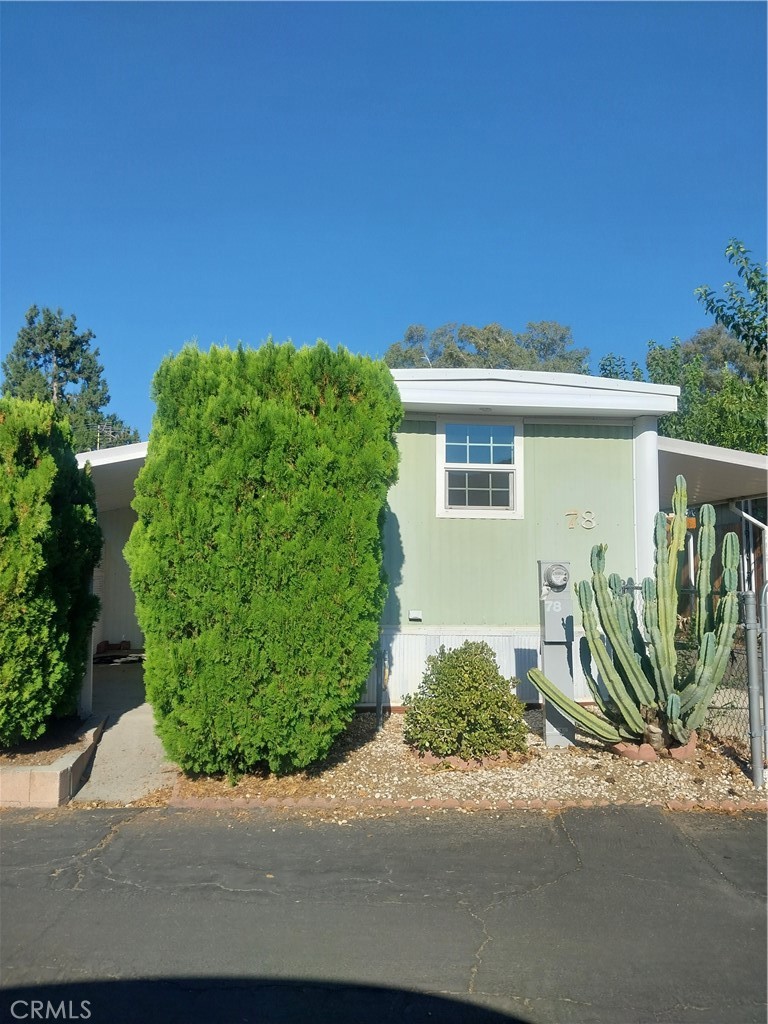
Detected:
[77,442,147,512]
[658,437,768,506]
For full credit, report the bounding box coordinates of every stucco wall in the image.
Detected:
[93,507,143,650]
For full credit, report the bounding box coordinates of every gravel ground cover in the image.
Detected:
[171,710,767,812]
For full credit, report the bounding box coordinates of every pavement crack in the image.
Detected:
[48,812,140,891]
[487,813,585,904]
[464,904,493,995]
[668,821,767,900]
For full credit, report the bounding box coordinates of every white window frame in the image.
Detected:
[435,416,524,520]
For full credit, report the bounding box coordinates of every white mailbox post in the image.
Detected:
[538,560,576,747]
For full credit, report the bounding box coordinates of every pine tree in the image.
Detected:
[1,306,139,452]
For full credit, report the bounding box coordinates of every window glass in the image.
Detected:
[468,444,491,464]
[445,423,514,466]
[447,470,512,509]
[446,443,466,463]
[467,424,491,444]
[445,423,467,445]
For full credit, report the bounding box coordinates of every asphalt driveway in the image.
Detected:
[1,806,765,1023]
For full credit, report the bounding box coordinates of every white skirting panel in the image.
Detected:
[357,627,594,707]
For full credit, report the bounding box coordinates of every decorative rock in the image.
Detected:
[669,731,698,762]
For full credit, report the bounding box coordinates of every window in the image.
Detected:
[436,418,523,519]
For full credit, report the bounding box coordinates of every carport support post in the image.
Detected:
[744,591,764,789]
[761,583,768,768]
[78,629,94,717]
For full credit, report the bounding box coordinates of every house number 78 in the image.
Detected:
[565,510,597,530]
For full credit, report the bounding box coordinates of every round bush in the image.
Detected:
[403,641,527,760]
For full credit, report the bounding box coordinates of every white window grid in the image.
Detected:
[435,417,524,520]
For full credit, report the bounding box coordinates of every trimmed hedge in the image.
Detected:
[0,398,102,746]
[403,642,527,760]
[125,341,402,775]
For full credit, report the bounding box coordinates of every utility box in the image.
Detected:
[538,560,576,747]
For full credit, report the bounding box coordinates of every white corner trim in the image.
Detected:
[632,417,659,581]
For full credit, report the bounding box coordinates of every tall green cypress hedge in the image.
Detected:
[0,398,102,746]
[125,342,402,775]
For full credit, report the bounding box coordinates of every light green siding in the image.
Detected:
[382,419,636,627]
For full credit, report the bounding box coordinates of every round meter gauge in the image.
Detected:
[544,563,570,591]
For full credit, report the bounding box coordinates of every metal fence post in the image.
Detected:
[760,583,768,762]
[743,592,764,789]
[375,647,383,732]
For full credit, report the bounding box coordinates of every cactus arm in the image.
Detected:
[608,573,631,637]
[685,591,740,731]
[589,560,656,708]
[527,668,622,743]
[720,532,739,594]
[683,532,740,730]
[579,636,611,717]
[642,577,675,701]
[577,580,646,735]
[678,632,717,714]
[578,635,630,734]
[665,692,691,745]
[668,719,691,745]
[653,512,679,683]
[668,475,688,588]
[695,504,716,645]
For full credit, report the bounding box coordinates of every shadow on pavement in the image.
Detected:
[0,978,530,1023]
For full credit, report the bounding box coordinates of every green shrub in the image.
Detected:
[403,641,527,760]
[0,398,102,746]
[125,341,402,776]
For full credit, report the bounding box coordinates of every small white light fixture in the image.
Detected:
[408,610,423,622]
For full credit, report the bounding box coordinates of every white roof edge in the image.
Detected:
[390,368,680,398]
[657,436,768,471]
[76,441,148,468]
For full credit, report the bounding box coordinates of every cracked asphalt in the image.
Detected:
[0,806,765,1024]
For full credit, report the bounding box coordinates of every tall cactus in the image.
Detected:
[527,476,740,753]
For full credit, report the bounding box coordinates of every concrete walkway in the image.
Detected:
[73,662,176,804]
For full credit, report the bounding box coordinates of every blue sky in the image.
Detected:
[1,1,765,441]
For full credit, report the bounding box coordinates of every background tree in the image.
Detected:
[694,240,767,359]
[677,324,763,392]
[0,398,102,746]
[600,332,767,455]
[125,341,402,776]
[1,305,139,452]
[597,352,644,381]
[384,321,590,373]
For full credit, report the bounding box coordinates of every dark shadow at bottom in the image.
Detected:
[1,978,530,1024]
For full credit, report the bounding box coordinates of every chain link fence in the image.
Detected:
[677,616,755,751]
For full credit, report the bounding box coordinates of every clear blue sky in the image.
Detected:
[1,1,765,441]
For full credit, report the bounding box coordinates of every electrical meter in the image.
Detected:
[543,563,570,591]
